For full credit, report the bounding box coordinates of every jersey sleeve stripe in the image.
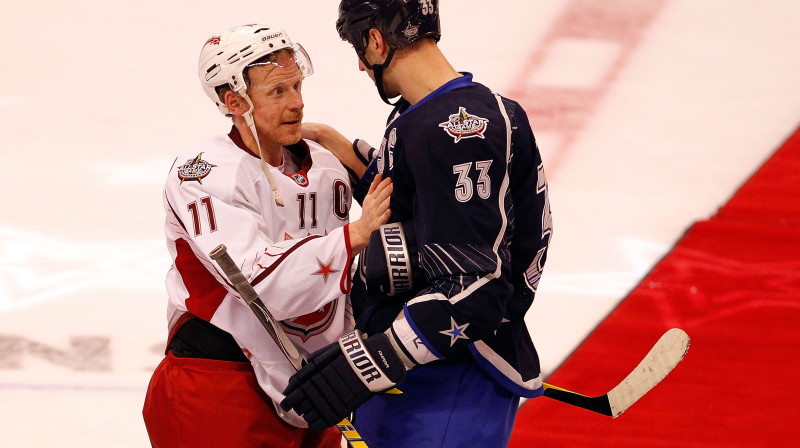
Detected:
[469,342,544,398]
[339,224,354,294]
[251,235,323,286]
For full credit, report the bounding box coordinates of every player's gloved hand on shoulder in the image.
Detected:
[281,330,411,431]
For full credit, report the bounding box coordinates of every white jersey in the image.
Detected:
[163,127,355,427]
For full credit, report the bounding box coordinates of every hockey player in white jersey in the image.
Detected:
[142,24,392,448]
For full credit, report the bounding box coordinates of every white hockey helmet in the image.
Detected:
[198,24,313,115]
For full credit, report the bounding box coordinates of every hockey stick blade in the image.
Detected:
[209,244,368,448]
[543,328,690,418]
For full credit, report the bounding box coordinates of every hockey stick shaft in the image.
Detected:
[209,244,368,448]
[208,246,303,370]
[542,383,612,416]
[540,328,690,417]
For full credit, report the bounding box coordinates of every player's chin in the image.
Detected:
[280,124,303,145]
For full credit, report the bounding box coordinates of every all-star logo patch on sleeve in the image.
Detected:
[177,153,217,184]
[438,107,489,143]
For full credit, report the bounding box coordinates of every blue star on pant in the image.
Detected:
[439,317,470,347]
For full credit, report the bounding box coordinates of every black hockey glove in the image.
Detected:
[362,221,426,297]
[280,330,409,431]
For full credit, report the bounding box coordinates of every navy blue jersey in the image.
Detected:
[352,74,552,397]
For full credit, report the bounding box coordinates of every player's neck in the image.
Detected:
[393,43,461,106]
[235,122,283,166]
[256,144,283,167]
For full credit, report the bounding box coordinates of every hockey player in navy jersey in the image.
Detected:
[281,1,554,447]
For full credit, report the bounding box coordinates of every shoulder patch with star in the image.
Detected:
[438,107,489,143]
[177,153,216,184]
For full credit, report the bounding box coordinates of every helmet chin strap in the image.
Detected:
[242,93,285,207]
[365,48,399,105]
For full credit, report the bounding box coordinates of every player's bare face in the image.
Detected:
[248,61,305,151]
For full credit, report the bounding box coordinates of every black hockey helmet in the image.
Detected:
[336,0,441,104]
[336,0,441,65]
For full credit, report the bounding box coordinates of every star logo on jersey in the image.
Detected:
[439,107,489,143]
[177,153,216,184]
[312,258,340,282]
[439,317,470,347]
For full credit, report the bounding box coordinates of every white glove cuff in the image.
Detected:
[391,313,439,365]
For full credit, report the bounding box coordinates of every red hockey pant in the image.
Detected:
[142,352,341,448]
